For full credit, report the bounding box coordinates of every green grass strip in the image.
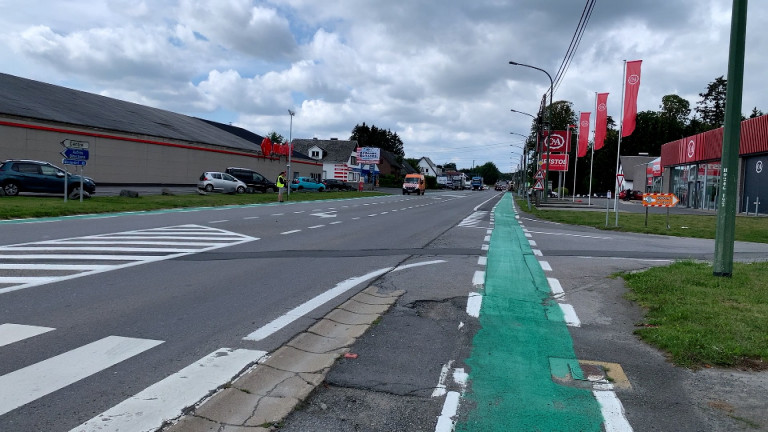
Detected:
[457,194,602,431]
[624,260,768,369]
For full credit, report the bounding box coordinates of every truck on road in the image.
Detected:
[471,176,484,190]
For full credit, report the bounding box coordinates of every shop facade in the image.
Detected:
[660,114,768,213]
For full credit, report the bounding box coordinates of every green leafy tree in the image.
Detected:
[267,131,285,144]
[443,162,457,171]
[350,123,405,157]
[475,162,501,185]
[660,94,691,124]
[749,107,764,118]
[695,76,727,128]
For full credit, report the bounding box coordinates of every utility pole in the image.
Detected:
[287,109,294,197]
[714,0,748,277]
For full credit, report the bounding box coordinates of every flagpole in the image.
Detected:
[614,60,627,227]
[588,92,597,206]
[571,124,577,203]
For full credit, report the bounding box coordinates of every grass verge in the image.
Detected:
[623,261,768,369]
[515,198,768,243]
[0,191,388,220]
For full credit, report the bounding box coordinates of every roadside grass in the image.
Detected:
[623,261,768,369]
[513,197,768,369]
[514,198,768,243]
[0,191,387,220]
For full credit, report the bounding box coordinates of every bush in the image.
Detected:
[378,174,398,188]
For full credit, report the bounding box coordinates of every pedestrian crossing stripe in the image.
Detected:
[0,335,164,416]
[458,211,488,227]
[0,224,258,295]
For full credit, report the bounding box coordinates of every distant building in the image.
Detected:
[0,72,320,186]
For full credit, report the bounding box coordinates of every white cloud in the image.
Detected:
[0,0,766,171]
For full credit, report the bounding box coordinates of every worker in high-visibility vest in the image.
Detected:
[276,171,286,202]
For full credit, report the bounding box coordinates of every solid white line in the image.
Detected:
[526,230,612,240]
[0,254,169,261]
[478,256,487,266]
[0,277,62,284]
[559,304,581,327]
[393,260,446,271]
[0,336,163,416]
[435,391,461,432]
[466,292,482,318]
[72,348,268,432]
[44,240,232,247]
[0,323,55,347]
[244,267,393,341]
[280,230,302,235]
[472,271,485,289]
[593,389,634,431]
[539,261,552,271]
[547,277,565,298]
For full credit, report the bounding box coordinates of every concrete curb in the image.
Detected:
[163,286,404,431]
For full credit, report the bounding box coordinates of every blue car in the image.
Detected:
[0,159,96,196]
[290,176,325,192]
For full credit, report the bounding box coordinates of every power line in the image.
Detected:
[549,0,596,97]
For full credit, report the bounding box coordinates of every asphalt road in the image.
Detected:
[2,189,767,431]
[0,189,497,431]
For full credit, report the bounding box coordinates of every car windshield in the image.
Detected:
[404,178,419,184]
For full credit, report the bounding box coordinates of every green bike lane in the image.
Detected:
[456,193,605,431]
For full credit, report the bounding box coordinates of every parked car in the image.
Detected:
[619,189,644,201]
[323,179,353,191]
[290,176,325,192]
[225,167,277,193]
[198,172,246,193]
[0,159,96,196]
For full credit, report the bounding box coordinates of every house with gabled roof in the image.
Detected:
[292,138,382,183]
[417,157,440,177]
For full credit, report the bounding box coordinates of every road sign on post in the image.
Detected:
[61,148,89,160]
[61,139,90,149]
[642,193,679,229]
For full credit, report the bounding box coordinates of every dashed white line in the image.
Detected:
[559,304,581,327]
[466,292,482,318]
[539,261,552,271]
[281,230,301,235]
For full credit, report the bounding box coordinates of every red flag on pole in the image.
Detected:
[622,60,642,137]
[594,92,609,150]
[578,112,591,158]
[260,137,273,156]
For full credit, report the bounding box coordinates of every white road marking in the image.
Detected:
[528,240,537,247]
[472,271,485,289]
[0,336,163,416]
[72,348,268,432]
[526,230,612,240]
[481,244,489,251]
[308,225,325,229]
[539,261,552,271]
[281,230,302,235]
[209,220,228,224]
[559,304,581,327]
[431,361,454,397]
[532,249,543,256]
[329,221,342,225]
[547,278,565,299]
[435,391,461,432]
[0,225,257,295]
[483,235,491,242]
[478,256,487,266]
[466,292,482,318]
[593,388,634,431]
[244,267,393,341]
[0,323,55,347]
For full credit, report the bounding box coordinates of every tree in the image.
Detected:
[474,162,501,185]
[350,123,405,157]
[695,76,727,128]
[660,94,691,124]
[749,107,764,118]
[267,131,285,144]
[443,162,457,171]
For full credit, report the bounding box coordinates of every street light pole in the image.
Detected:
[287,109,294,197]
[509,61,554,202]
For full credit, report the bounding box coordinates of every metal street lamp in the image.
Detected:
[510,109,536,119]
[287,109,295,197]
[509,61,554,201]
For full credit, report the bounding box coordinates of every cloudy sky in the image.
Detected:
[1,0,765,171]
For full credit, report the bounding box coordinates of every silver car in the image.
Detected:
[198,172,247,194]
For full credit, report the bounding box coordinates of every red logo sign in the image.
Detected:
[541,154,569,171]
[542,130,570,152]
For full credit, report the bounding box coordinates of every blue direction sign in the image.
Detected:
[62,158,87,166]
[61,148,89,160]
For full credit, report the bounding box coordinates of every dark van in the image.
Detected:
[225,167,277,193]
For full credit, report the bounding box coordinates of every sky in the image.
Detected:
[1,0,765,172]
